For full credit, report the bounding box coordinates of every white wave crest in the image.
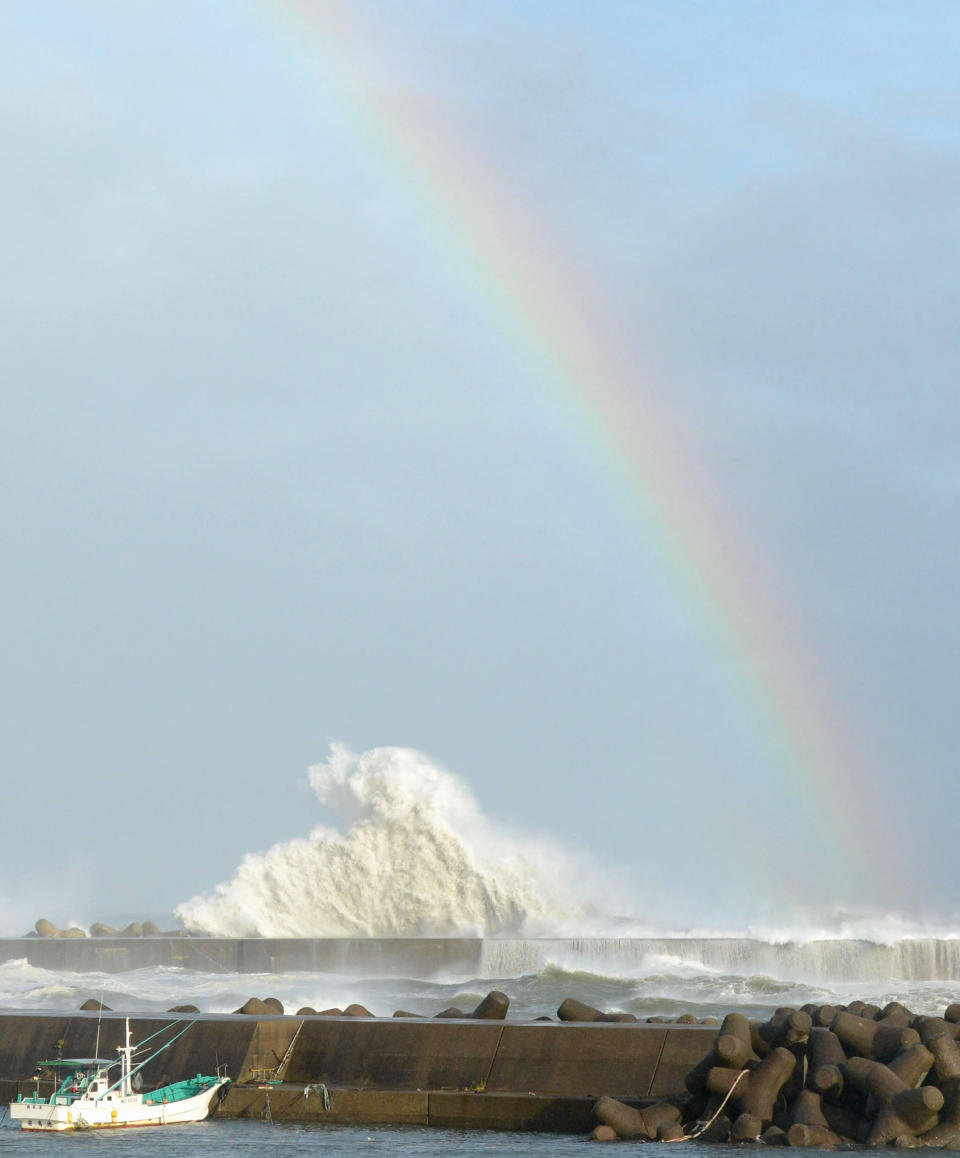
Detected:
[175,744,596,938]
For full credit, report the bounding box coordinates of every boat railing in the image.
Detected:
[17,1083,91,1106]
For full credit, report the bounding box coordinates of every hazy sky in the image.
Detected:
[2,1,959,933]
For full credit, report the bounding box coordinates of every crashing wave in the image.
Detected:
[175,744,597,938]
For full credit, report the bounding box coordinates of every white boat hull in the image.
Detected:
[10,1079,228,1131]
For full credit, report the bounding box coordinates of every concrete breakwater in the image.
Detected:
[591,999,960,1146]
[10,1000,960,1140]
[0,936,482,975]
[5,935,960,979]
[0,1011,716,1132]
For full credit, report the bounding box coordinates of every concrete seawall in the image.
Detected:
[0,937,483,975]
[6,935,960,979]
[0,1011,717,1132]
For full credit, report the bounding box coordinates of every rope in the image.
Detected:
[664,1069,748,1142]
[130,1017,194,1057]
[189,941,232,975]
[100,1021,196,1099]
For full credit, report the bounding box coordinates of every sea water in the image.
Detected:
[0,1119,589,1154]
[2,946,959,1157]
[0,1119,931,1156]
[4,747,958,1152]
[1,945,959,1022]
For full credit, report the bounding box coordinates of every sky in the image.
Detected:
[2,1,959,934]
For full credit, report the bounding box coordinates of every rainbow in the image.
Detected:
[243,1,898,904]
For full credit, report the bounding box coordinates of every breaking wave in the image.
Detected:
[173,743,960,945]
[3,954,960,1021]
[175,745,602,938]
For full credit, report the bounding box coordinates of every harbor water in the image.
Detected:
[0,1116,934,1155]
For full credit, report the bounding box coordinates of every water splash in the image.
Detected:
[3,953,960,1022]
[175,744,598,937]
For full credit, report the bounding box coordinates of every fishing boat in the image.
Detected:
[9,1018,229,1131]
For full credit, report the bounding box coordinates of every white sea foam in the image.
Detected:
[175,744,600,938]
[2,955,959,1023]
[172,743,960,945]
[5,744,960,1021]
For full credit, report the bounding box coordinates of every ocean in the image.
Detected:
[3,934,960,1157]
[0,1118,724,1156]
[0,1111,947,1156]
[2,935,960,1023]
[5,748,958,1151]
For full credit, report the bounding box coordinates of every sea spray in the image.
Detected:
[4,955,960,1021]
[172,744,960,942]
[175,744,600,937]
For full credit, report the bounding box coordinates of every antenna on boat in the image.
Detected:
[93,986,105,1063]
[118,1018,134,1097]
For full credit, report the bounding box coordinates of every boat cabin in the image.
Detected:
[20,1059,116,1106]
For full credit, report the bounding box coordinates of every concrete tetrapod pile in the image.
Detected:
[29,918,187,938]
[592,1000,960,1147]
[71,990,516,1020]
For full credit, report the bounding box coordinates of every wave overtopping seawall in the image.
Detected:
[171,744,960,950]
[479,937,960,983]
[175,745,597,938]
[4,936,960,985]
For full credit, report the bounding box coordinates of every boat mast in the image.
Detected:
[117,1018,134,1097]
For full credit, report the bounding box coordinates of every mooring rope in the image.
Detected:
[665,1068,748,1142]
